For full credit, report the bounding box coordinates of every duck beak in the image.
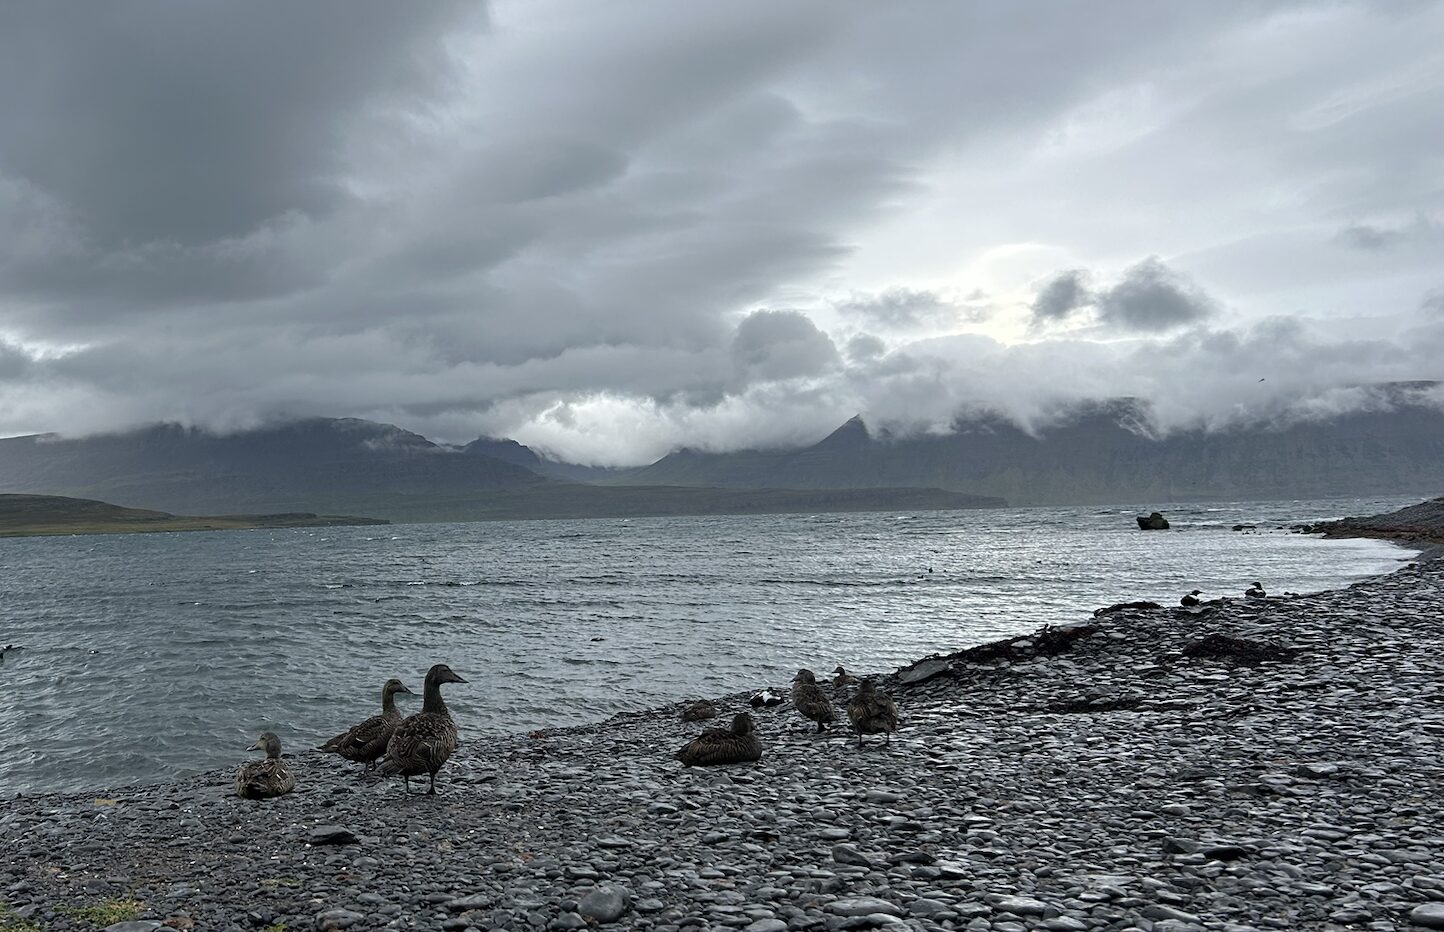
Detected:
[399,684,415,694]
[451,673,468,684]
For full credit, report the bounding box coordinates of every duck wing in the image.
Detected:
[848,692,899,733]
[676,728,762,766]
[235,758,296,799]
[379,712,458,776]
[791,683,835,722]
[321,710,401,763]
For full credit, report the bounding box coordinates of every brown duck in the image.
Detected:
[832,665,859,690]
[320,678,414,771]
[235,732,296,800]
[680,699,717,722]
[676,712,762,766]
[847,679,899,747]
[791,668,835,733]
[378,663,466,795]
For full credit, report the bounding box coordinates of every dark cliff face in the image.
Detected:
[613,398,1444,505]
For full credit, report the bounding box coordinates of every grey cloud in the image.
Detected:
[836,288,988,329]
[731,310,839,382]
[1337,216,1443,252]
[846,333,887,362]
[1030,270,1093,325]
[1423,288,1444,316]
[1095,257,1216,332]
[0,2,1438,463]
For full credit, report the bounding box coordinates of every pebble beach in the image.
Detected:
[4,532,1444,932]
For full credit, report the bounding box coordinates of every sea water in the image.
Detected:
[0,497,1421,794]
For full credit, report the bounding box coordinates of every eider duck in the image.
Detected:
[319,677,414,771]
[790,669,835,733]
[832,665,859,690]
[1245,581,1266,599]
[675,712,762,766]
[847,679,899,747]
[1180,590,1203,608]
[680,700,717,722]
[379,663,466,795]
[235,732,296,800]
[748,689,784,708]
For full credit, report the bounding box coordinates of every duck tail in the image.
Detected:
[318,732,346,752]
[375,755,400,776]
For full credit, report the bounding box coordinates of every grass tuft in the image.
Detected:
[58,895,145,925]
[0,903,42,932]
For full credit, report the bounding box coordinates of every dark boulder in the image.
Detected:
[1136,511,1170,530]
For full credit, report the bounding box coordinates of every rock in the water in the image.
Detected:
[1136,511,1170,530]
[578,884,630,923]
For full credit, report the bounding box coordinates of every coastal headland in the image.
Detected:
[2,508,1443,931]
[0,494,388,538]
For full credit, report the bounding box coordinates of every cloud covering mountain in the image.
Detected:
[0,1,1440,464]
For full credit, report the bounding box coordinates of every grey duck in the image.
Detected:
[676,712,762,766]
[1180,590,1203,607]
[846,679,899,747]
[791,668,835,733]
[832,665,859,690]
[378,663,466,794]
[1245,581,1267,599]
[320,677,414,771]
[235,732,296,800]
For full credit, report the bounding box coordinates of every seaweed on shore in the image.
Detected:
[1182,634,1300,664]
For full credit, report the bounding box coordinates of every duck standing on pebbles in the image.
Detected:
[680,699,717,722]
[1180,590,1203,607]
[1245,581,1267,599]
[235,732,296,800]
[319,677,414,772]
[379,663,466,795]
[676,712,762,766]
[791,669,835,733]
[847,679,899,747]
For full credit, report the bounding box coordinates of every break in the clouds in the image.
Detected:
[0,1,1442,463]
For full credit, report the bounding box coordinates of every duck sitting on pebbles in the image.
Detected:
[235,732,296,800]
[832,665,859,690]
[680,699,717,722]
[319,677,414,772]
[791,669,835,733]
[676,712,762,766]
[847,679,899,747]
[379,663,466,795]
[1180,590,1203,607]
[1245,581,1267,599]
[749,688,784,708]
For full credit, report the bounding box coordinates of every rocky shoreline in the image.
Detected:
[5,548,1444,931]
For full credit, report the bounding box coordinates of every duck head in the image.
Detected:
[383,678,414,697]
[832,665,847,675]
[857,679,876,695]
[792,669,817,685]
[425,663,467,687]
[730,712,755,736]
[249,732,283,759]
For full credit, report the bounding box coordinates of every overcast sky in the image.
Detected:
[1,1,1441,464]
